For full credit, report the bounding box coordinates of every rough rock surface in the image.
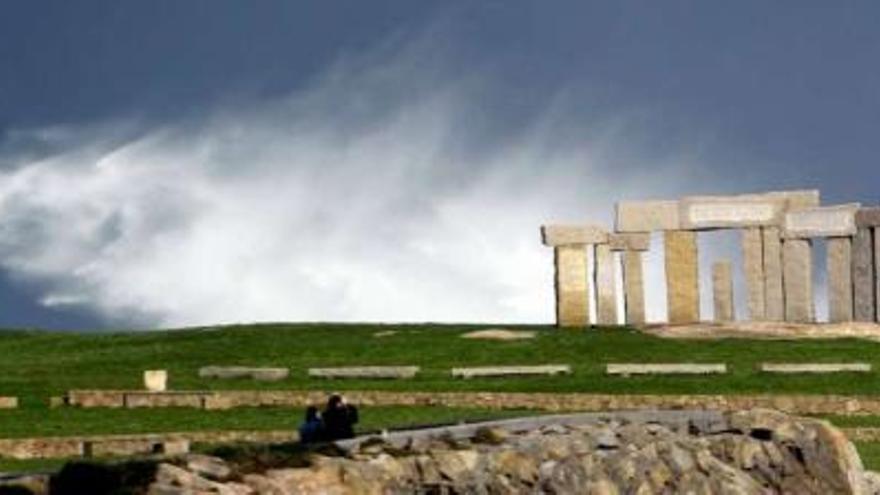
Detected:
[142,409,878,494]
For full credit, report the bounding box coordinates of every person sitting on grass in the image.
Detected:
[298,405,323,444]
[321,394,359,441]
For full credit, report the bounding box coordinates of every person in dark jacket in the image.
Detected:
[298,405,323,444]
[321,394,358,440]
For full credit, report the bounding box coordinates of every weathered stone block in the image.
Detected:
[827,237,854,322]
[615,200,680,232]
[742,228,766,320]
[124,392,206,409]
[857,207,880,227]
[606,363,727,376]
[451,365,571,379]
[679,195,782,230]
[712,261,734,322]
[622,250,645,325]
[608,232,651,251]
[762,227,785,321]
[594,244,617,325]
[554,245,590,327]
[0,396,17,409]
[67,390,125,408]
[783,239,814,323]
[0,438,84,460]
[198,366,289,381]
[664,231,700,324]
[853,228,876,322]
[308,366,420,379]
[760,363,871,374]
[541,225,608,246]
[144,370,167,392]
[784,204,860,238]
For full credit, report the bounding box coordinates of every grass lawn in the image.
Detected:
[5,323,880,472]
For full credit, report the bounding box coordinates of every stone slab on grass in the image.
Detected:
[308,366,420,379]
[606,363,727,376]
[452,365,571,379]
[0,396,18,408]
[461,329,537,340]
[198,366,289,382]
[760,363,872,374]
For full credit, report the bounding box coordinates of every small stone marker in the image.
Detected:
[827,237,854,323]
[664,230,700,324]
[198,366,289,381]
[594,244,617,325]
[308,366,420,379]
[742,228,766,320]
[762,227,785,321]
[760,363,871,374]
[0,396,18,409]
[144,370,168,392]
[852,227,876,322]
[783,239,814,322]
[712,261,733,322]
[451,365,571,379]
[606,363,727,376]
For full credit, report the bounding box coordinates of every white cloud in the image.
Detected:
[0,34,700,329]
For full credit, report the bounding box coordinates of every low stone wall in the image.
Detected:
[0,430,293,460]
[65,389,880,416]
[0,397,17,409]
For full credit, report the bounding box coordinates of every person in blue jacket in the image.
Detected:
[298,405,323,444]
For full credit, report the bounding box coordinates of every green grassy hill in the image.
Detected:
[5,323,880,471]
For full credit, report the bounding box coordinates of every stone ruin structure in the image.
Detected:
[542,189,880,327]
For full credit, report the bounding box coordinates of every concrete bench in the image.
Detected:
[0,396,18,409]
[606,363,727,376]
[451,365,571,379]
[198,366,289,381]
[308,366,420,379]
[760,363,872,374]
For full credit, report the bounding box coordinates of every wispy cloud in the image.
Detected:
[0,31,704,329]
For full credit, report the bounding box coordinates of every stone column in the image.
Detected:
[783,239,814,323]
[594,244,618,325]
[827,237,853,323]
[762,227,785,321]
[852,228,875,322]
[664,230,700,324]
[554,245,590,328]
[742,228,766,320]
[622,250,645,325]
[875,228,880,322]
[712,260,734,322]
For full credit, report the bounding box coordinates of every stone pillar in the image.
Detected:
[783,239,814,323]
[594,244,618,325]
[622,250,645,325]
[876,228,880,322]
[664,230,699,324]
[742,228,766,320]
[712,260,734,322]
[554,245,590,328]
[827,237,854,323]
[762,227,785,321]
[853,227,876,322]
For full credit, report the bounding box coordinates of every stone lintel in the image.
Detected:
[783,203,861,239]
[615,200,680,233]
[541,225,608,246]
[857,207,880,227]
[608,232,652,251]
[679,195,782,230]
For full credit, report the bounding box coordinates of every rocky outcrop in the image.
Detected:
[135,409,878,495]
